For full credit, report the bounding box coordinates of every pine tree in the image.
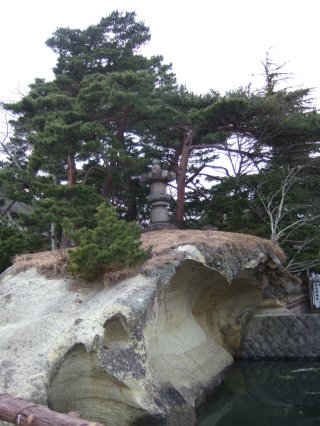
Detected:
[66,203,149,281]
[4,11,176,226]
[0,220,43,272]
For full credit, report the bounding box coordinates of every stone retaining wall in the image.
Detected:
[239,314,320,359]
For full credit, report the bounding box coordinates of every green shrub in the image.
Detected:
[66,204,148,281]
[0,221,44,273]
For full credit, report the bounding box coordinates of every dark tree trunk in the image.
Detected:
[101,110,129,200]
[67,155,77,186]
[101,159,117,200]
[175,129,194,228]
[0,393,105,426]
[125,178,138,221]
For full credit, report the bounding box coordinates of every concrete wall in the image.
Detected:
[239,314,320,359]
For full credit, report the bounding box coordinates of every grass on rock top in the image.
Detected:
[12,229,285,283]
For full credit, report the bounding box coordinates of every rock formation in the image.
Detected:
[0,230,298,425]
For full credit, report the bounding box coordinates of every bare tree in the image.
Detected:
[214,133,268,178]
[254,164,320,272]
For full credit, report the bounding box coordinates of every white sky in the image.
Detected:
[1,0,320,105]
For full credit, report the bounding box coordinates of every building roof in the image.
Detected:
[0,199,32,216]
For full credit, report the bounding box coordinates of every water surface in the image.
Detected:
[197,360,320,426]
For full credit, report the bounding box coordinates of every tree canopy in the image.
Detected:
[1,11,320,275]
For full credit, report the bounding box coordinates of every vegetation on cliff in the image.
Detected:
[1,12,320,276]
[65,204,149,281]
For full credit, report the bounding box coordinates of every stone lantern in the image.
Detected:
[141,160,176,230]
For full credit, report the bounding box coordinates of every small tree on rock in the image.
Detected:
[66,203,148,281]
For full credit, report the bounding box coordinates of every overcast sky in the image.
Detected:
[1,0,320,106]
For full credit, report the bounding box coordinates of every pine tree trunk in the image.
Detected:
[101,109,130,200]
[176,130,194,228]
[101,159,117,200]
[125,178,137,221]
[50,222,58,250]
[67,155,77,186]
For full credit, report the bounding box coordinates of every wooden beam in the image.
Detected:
[0,394,105,426]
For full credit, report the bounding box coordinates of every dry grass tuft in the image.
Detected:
[141,229,284,259]
[14,249,71,278]
[140,229,286,273]
[12,229,286,283]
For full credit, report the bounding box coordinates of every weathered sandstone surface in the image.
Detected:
[0,230,293,425]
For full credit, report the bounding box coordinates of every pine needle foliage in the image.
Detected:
[66,203,149,281]
[0,221,43,273]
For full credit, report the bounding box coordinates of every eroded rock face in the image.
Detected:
[0,231,293,425]
[48,343,152,425]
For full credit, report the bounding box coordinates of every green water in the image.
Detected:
[197,361,320,426]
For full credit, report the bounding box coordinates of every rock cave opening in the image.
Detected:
[47,343,149,426]
[144,259,282,404]
[104,314,131,350]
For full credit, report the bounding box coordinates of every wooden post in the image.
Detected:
[0,394,105,426]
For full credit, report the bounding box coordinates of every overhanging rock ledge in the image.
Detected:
[0,230,298,425]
